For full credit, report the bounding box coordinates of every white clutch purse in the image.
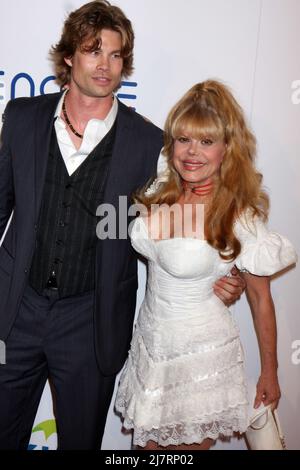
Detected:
[245,404,286,450]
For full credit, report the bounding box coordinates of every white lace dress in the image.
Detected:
[115,213,297,447]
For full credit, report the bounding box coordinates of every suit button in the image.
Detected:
[24,269,28,274]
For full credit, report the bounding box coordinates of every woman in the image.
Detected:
[115,80,297,450]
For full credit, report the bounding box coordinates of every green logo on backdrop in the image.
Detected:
[32,420,57,440]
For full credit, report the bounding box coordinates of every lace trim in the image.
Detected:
[126,330,244,390]
[135,309,241,362]
[116,361,248,422]
[118,407,249,447]
[144,167,170,197]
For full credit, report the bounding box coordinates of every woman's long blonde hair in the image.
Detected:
[135,80,269,260]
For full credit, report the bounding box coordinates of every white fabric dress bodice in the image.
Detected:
[115,213,297,447]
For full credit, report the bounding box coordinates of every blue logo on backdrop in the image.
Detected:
[10,73,57,99]
[0,70,137,107]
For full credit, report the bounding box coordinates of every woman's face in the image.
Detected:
[172,132,226,185]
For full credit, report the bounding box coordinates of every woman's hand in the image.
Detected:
[254,370,281,410]
[213,266,246,306]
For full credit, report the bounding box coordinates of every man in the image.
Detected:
[0,0,244,449]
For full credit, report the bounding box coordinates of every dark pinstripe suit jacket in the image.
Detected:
[0,92,163,375]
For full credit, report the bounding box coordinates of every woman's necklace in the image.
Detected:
[182,180,213,196]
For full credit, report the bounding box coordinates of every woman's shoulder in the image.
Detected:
[234,209,268,242]
[234,209,297,275]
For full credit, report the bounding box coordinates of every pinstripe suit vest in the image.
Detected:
[29,122,117,297]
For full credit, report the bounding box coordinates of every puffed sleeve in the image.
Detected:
[234,211,297,275]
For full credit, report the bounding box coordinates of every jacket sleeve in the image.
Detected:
[0,101,15,240]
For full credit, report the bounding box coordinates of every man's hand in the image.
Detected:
[213,266,246,306]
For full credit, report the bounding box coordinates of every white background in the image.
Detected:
[0,0,299,450]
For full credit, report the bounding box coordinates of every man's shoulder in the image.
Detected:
[7,92,62,112]
[118,101,163,137]
[135,111,162,135]
[2,92,62,128]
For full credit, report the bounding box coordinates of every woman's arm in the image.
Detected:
[242,273,281,410]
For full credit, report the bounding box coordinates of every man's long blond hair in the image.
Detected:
[135,80,269,260]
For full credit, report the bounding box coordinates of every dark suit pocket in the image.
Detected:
[0,246,14,277]
[0,247,13,309]
[119,274,138,292]
[116,275,138,320]
[114,275,138,358]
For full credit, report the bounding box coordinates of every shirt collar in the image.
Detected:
[54,90,118,128]
[54,89,67,119]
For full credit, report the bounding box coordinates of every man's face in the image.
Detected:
[65,29,124,99]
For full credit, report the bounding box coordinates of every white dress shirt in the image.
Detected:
[54,91,118,175]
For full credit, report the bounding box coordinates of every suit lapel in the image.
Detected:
[96,101,134,285]
[34,92,62,220]
[103,100,133,206]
